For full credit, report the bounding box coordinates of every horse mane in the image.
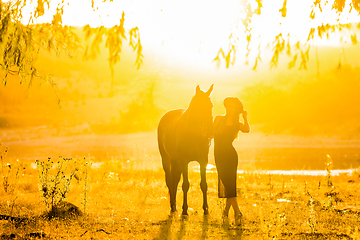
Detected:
[180,87,214,138]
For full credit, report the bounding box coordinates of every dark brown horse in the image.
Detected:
[157,85,214,215]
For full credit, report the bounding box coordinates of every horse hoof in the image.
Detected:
[204,209,209,215]
[181,211,188,216]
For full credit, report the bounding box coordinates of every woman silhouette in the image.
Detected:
[214,97,250,223]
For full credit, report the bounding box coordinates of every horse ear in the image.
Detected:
[206,84,214,96]
[196,85,201,94]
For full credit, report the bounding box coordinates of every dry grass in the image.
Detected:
[0,157,360,239]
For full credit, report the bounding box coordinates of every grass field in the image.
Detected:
[1,154,360,239]
[1,129,360,239]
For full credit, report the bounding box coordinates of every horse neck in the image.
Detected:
[184,106,212,129]
[184,106,202,123]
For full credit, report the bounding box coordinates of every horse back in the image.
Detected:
[158,108,210,163]
[157,109,185,159]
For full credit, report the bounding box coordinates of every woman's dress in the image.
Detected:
[214,116,240,198]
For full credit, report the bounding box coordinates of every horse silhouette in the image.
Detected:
[157,85,214,215]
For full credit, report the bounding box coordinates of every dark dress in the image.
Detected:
[214,116,240,198]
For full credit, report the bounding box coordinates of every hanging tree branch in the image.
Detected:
[216,0,360,71]
[0,0,143,92]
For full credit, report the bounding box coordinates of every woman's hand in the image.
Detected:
[242,111,248,119]
[239,111,250,133]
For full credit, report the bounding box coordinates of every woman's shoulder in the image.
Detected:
[214,115,225,123]
[214,115,225,130]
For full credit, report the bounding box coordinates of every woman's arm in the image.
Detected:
[213,115,223,135]
[214,115,222,130]
[239,111,250,133]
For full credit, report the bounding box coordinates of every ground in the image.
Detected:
[0,157,360,239]
[1,129,360,239]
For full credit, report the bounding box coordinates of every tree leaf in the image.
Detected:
[314,0,322,12]
[255,0,263,15]
[252,58,258,71]
[310,8,315,19]
[305,45,310,61]
[351,34,358,45]
[307,28,315,41]
[351,0,360,13]
[299,51,308,70]
[286,40,291,56]
[332,0,346,13]
[288,54,297,69]
[279,0,287,17]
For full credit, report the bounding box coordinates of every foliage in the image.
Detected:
[325,155,333,187]
[81,160,90,214]
[0,1,80,98]
[90,70,163,134]
[308,196,318,233]
[117,80,162,133]
[35,156,78,212]
[0,144,20,194]
[0,0,143,91]
[216,0,360,71]
[82,12,143,88]
[239,64,360,136]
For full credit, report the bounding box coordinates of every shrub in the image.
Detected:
[35,157,78,213]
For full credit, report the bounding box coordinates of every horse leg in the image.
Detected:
[165,165,174,212]
[182,164,190,215]
[159,148,174,212]
[170,164,181,213]
[200,164,209,215]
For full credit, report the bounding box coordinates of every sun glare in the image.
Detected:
[19,0,360,69]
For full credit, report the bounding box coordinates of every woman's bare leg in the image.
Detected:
[231,198,242,218]
[224,198,232,217]
[225,198,240,216]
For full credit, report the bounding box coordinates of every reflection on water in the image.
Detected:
[30,159,358,176]
[194,164,357,176]
[238,169,356,176]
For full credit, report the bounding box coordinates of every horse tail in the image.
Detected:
[158,112,173,198]
[157,120,169,171]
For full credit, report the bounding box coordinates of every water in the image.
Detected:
[193,163,358,176]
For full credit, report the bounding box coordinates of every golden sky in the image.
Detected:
[2,0,350,101]
[22,0,359,58]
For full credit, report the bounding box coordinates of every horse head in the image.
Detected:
[186,84,214,138]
